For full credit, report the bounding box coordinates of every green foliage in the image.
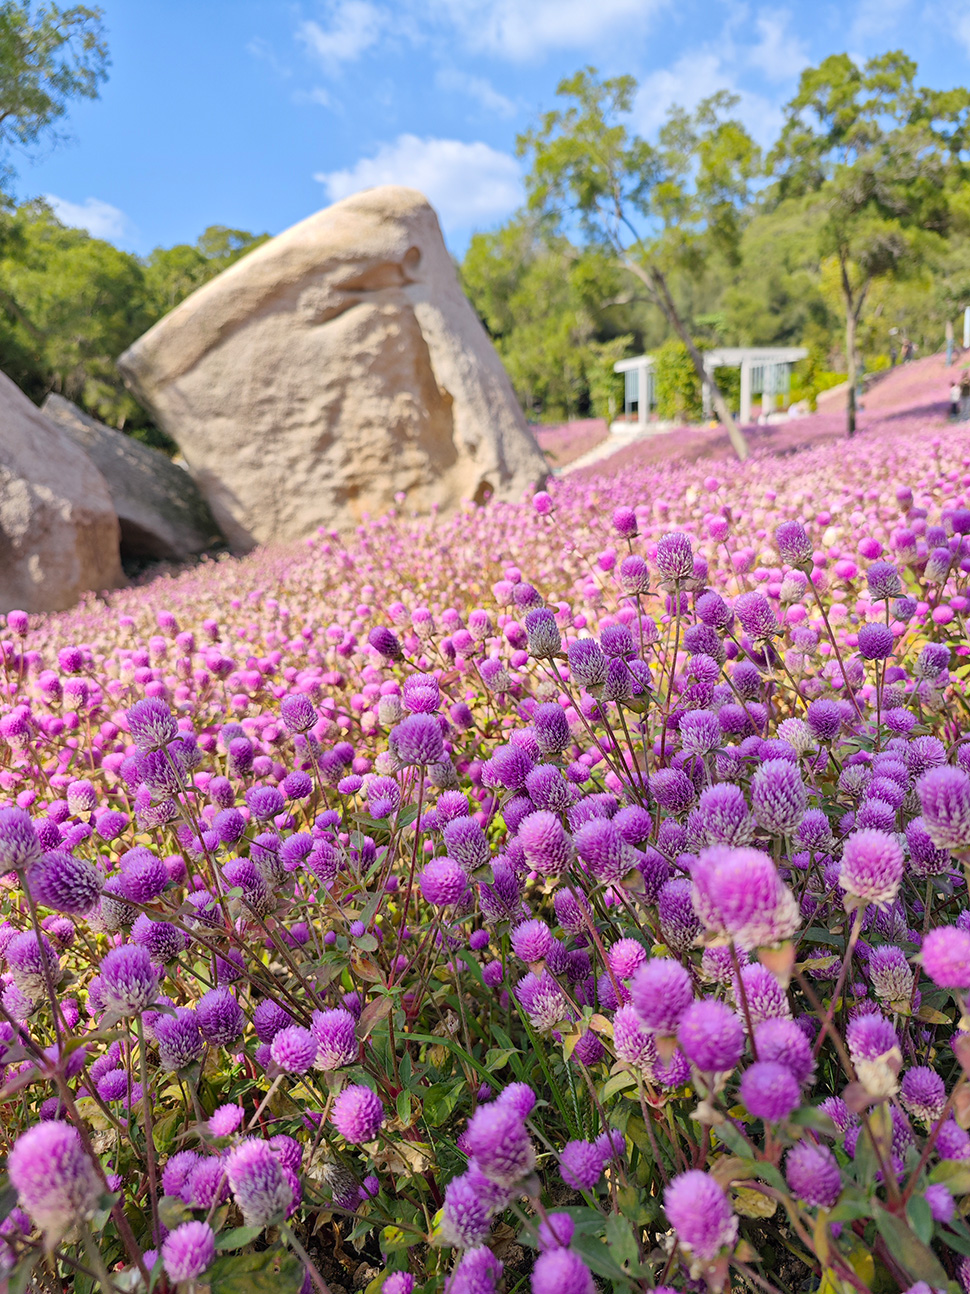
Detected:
[0,1,108,191]
[0,204,267,448]
[653,338,701,421]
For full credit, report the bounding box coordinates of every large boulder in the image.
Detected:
[41,393,223,563]
[117,186,547,552]
[0,372,122,613]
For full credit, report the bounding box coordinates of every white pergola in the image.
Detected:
[615,345,808,427]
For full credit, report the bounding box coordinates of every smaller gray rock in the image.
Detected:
[41,394,223,562]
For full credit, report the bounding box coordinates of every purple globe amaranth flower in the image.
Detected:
[656,531,694,581]
[524,607,561,658]
[785,1141,841,1207]
[857,622,894,661]
[846,1013,899,1065]
[775,521,813,568]
[131,914,186,963]
[195,987,245,1046]
[440,1171,493,1248]
[8,1121,101,1238]
[390,713,444,766]
[806,699,842,742]
[253,999,292,1043]
[464,1102,535,1187]
[419,858,467,906]
[246,784,285,821]
[567,639,607,689]
[921,925,970,988]
[7,930,58,999]
[162,1220,215,1282]
[210,1104,245,1136]
[900,1066,947,1124]
[925,1183,956,1224]
[451,1246,503,1294]
[126,698,178,751]
[559,1139,606,1191]
[532,1247,595,1294]
[839,829,904,908]
[99,944,159,1016]
[739,1060,800,1122]
[511,919,553,963]
[658,878,702,952]
[573,817,638,884]
[331,1084,384,1143]
[280,692,317,732]
[155,1008,204,1071]
[28,850,101,915]
[910,817,951,879]
[693,784,755,848]
[270,1025,318,1073]
[868,945,914,1003]
[619,554,649,594]
[482,743,533,791]
[630,958,693,1034]
[677,999,744,1074]
[649,768,696,815]
[866,561,902,601]
[366,777,401,820]
[613,1003,658,1075]
[753,1018,814,1084]
[117,850,168,904]
[917,766,970,852]
[517,811,573,876]
[0,808,41,872]
[734,591,779,639]
[915,642,951,680]
[691,845,799,948]
[750,759,806,835]
[226,1139,294,1227]
[368,626,403,660]
[680,709,721,757]
[734,962,790,1028]
[496,1082,536,1119]
[664,1170,738,1263]
[532,702,570,756]
[516,970,569,1031]
[537,1212,575,1252]
[608,937,647,980]
[311,1007,358,1069]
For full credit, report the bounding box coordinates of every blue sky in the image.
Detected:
[18,0,970,257]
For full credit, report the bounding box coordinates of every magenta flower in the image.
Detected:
[663,1170,738,1262]
[8,1122,101,1238]
[162,1221,215,1282]
[330,1085,384,1144]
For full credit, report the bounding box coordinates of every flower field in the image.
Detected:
[4,387,970,1294]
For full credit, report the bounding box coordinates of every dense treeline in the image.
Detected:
[460,56,970,427]
[0,201,266,449]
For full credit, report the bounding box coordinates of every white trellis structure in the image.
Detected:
[615,346,808,428]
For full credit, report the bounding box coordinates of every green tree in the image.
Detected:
[769,51,956,434]
[517,69,760,459]
[143,225,268,315]
[0,1,108,191]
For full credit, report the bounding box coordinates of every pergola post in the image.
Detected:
[638,361,649,426]
[739,357,752,426]
[701,358,712,418]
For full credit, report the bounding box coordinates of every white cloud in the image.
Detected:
[850,0,911,41]
[746,11,808,83]
[429,0,664,60]
[434,67,517,117]
[297,1,384,69]
[315,134,522,233]
[44,195,129,241]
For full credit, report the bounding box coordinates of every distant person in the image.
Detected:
[951,380,961,419]
[960,371,970,420]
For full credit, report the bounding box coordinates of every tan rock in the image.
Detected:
[0,372,122,612]
[117,186,547,552]
[41,393,223,562]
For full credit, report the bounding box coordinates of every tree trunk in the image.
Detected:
[845,303,857,438]
[623,258,749,462]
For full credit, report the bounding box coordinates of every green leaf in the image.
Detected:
[789,1107,839,1136]
[601,1070,638,1101]
[906,1194,935,1246]
[873,1204,949,1287]
[0,1181,19,1226]
[930,1159,970,1194]
[215,1225,264,1251]
[422,1081,464,1127]
[208,1248,304,1294]
[827,1197,872,1223]
[396,1090,412,1123]
[483,1047,518,1072]
[158,1193,193,1230]
[604,1214,639,1269]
